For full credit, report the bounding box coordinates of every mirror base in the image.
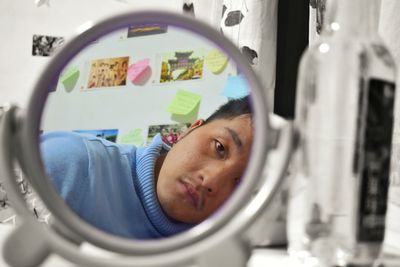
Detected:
[3,222,50,267]
[195,236,250,267]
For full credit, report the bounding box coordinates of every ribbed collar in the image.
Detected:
[133,134,194,236]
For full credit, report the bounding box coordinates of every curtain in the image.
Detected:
[186,0,278,111]
[221,0,278,111]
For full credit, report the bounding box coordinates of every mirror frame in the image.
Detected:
[17,10,275,257]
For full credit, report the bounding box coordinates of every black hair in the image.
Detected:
[204,96,252,124]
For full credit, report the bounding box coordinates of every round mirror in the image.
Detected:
[20,11,275,257]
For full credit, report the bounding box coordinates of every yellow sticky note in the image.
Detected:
[205,49,229,74]
[120,128,144,147]
[167,90,202,115]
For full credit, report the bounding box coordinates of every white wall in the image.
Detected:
[0,0,182,107]
[40,25,238,142]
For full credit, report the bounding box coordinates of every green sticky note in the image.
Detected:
[60,67,80,92]
[120,128,144,147]
[167,90,202,115]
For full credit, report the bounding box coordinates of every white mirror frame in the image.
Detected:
[0,10,295,267]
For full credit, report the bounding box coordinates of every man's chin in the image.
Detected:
[168,210,204,224]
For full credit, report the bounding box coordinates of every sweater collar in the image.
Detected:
[134,134,194,236]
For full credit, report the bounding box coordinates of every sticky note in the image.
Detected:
[60,67,80,92]
[128,58,150,84]
[120,128,144,147]
[221,75,249,99]
[205,49,229,74]
[167,90,202,115]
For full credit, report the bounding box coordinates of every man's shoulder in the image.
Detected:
[40,131,90,170]
[41,131,136,168]
[41,131,88,153]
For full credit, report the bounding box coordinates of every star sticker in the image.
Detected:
[35,0,50,7]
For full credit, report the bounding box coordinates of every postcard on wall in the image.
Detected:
[32,34,64,57]
[147,123,191,146]
[158,49,205,84]
[84,56,129,89]
[73,129,119,143]
[127,23,168,38]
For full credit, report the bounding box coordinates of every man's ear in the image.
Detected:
[178,119,204,141]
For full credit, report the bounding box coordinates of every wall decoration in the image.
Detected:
[221,75,249,100]
[166,89,202,116]
[159,49,204,83]
[128,58,151,85]
[127,23,168,38]
[182,0,195,16]
[86,56,129,89]
[119,128,145,147]
[34,0,50,8]
[60,67,80,92]
[241,46,258,65]
[32,34,64,57]
[222,4,227,18]
[0,168,50,225]
[73,129,119,143]
[147,123,191,146]
[205,48,229,74]
[224,10,244,27]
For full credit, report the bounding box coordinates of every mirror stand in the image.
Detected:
[195,236,250,266]
[0,104,51,267]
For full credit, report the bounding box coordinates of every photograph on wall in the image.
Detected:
[147,123,191,146]
[127,23,168,38]
[73,129,119,143]
[32,34,64,57]
[159,49,204,83]
[85,56,129,89]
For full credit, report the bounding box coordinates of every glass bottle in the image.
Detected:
[287,0,337,264]
[287,0,397,266]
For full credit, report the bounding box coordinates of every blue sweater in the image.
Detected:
[40,131,193,239]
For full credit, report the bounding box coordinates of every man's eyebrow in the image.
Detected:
[224,127,242,149]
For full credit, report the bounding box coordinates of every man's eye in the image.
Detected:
[215,140,226,158]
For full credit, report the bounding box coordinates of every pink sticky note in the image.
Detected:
[128,58,150,84]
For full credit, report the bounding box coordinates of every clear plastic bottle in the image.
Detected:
[287,0,397,266]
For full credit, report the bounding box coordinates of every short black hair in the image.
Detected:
[204,96,252,124]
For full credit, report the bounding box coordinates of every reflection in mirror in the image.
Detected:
[39,24,254,239]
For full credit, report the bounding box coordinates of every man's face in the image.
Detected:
[156,115,253,224]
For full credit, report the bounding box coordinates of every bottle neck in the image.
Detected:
[333,0,380,36]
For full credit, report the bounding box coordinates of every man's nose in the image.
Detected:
[196,167,227,196]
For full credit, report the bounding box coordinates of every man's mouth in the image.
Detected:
[181,180,203,209]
